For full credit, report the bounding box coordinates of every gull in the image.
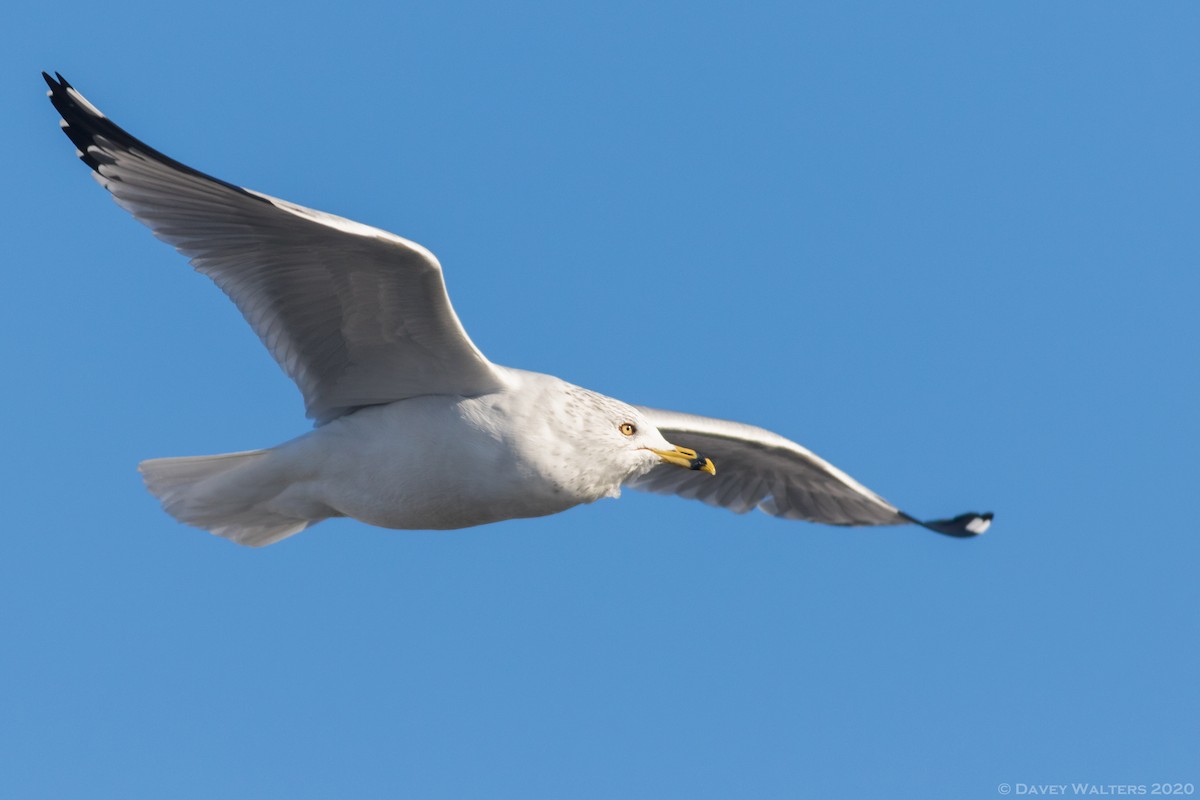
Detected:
[44,73,992,547]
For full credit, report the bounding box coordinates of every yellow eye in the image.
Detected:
[619,422,637,436]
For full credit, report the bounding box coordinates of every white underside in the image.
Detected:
[140,370,672,545]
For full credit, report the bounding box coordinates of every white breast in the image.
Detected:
[268,381,622,530]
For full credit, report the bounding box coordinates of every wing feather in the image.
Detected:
[46,73,507,424]
[630,406,992,537]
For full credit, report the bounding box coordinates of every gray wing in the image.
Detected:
[630,406,992,538]
[45,73,508,425]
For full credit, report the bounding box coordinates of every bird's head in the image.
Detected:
[510,379,715,504]
[582,399,715,487]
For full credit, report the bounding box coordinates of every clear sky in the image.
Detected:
[5,2,1198,798]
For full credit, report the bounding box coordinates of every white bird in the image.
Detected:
[45,73,992,547]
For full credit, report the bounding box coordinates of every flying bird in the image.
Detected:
[44,72,992,547]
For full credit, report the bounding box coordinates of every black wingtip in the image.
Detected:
[902,510,993,538]
[42,72,277,206]
[43,71,111,172]
[42,71,70,91]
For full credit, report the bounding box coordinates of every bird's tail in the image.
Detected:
[139,449,313,547]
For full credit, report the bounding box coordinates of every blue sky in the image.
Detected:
[5,2,1198,797]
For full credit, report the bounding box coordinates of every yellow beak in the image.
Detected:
[649,445,716,476]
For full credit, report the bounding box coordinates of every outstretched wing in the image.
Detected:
[45,73,508,424]
[630,406,992,537]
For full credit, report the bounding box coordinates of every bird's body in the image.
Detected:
[144,369,668,544]
[45,72,992,546]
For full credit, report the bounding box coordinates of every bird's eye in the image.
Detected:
[619,422,637,436]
